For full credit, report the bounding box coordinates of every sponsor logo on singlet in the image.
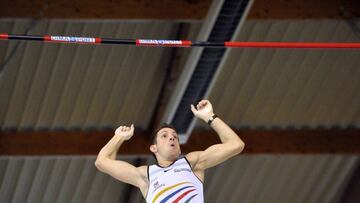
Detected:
[174,168,192,173]
[164,168,173,172]
[152,181,165,194]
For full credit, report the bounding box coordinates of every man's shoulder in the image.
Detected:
[185,151,202,169]
[137,165,148,179]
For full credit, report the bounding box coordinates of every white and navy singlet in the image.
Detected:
[145,157,204,203]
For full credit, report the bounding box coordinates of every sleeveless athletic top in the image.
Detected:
[145,157,204,203]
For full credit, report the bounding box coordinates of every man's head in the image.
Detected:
[150,123,181,161]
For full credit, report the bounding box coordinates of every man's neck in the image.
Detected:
[157,157,178,168]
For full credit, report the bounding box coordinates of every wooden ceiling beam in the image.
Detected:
[248,0,360,19]
[1,0,359,20]
[1,129,359,155]
[0,0,212,20]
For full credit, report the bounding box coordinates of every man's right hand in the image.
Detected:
[115,124,134,140]
[96,123,148,195]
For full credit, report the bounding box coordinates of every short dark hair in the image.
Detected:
[151,123,177,145]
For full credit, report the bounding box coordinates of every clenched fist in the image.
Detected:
[191,100,215,122]
[115,124,134,140]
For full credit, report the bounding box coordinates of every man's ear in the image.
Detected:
[150,144,157,153]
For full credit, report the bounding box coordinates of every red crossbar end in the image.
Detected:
[0,33,9,40]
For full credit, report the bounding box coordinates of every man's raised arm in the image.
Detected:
[186,100,245,171]
[95,125,147,193]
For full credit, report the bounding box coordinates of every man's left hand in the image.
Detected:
[191,100,215,122]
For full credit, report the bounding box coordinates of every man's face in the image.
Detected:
[151,127,181,160]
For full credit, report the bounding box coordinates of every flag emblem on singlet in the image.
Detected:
[152,182,198,203]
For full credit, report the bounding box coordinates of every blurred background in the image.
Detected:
[0,0,360,202]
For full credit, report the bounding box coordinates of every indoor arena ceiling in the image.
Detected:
[0,0,360,203]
